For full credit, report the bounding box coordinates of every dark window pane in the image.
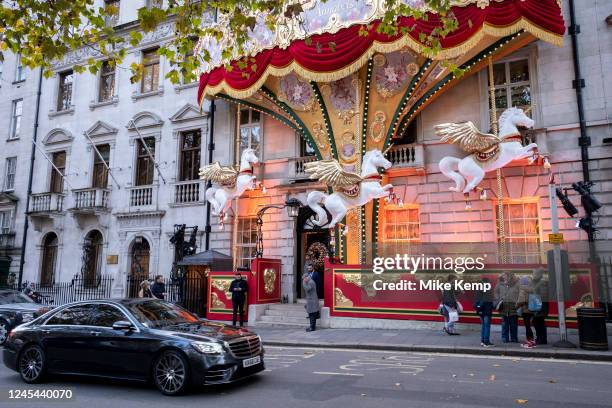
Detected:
[89,304,126,327]
[57,71,73,111]
[251,110,261,123]
[509,60,529,83]
[240,109,250,125]
[491,63,506,86]
[46,304,95,326]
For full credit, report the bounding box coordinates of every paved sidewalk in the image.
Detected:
[254,325,612,361]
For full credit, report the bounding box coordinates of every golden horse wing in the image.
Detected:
[304,159,363,188]
[435,121,501,154]
[198,162,238,184]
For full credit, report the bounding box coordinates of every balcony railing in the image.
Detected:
[292,155,317,179]
[0,232,15,248]
[173,180,203,204]
[387,144,424,169]
[29,193,65,213]
[128,185,155,208]
[72,188,110,210]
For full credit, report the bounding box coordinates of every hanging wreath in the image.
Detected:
[307,242,328,270]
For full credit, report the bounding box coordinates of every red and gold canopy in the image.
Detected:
[196,0,565,263]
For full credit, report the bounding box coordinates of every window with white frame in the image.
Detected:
[141,48,160,93]
[146,0,163,9]
[235,217,258,269]
[495,198,541,243]
[14,53,25,82]
[238,108,261,157]
[489,58,532,116]
[4,157,16,191]
[57,70,74,111]
[9,99,23,139]
[104,0,120,27]
[0,210,13,234]
[98,60,115,102]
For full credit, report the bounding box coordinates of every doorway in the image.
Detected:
[127,237,150,298]
[296,206,330,299]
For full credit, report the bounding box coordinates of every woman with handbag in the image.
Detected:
[440,275,462,335]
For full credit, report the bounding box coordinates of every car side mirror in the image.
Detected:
[112,321,135,331]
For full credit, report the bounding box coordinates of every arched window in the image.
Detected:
[128,237,150,297]
[40,233,58,286]
[83,230,103,286]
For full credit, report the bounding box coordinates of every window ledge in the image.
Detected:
[6,137,20,143]
[89,97,119,110]
[174,82,198,93]
[12,80,26,86]
[48,107,75,118]
[132,87,164,101]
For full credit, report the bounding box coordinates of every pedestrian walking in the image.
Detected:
[229,269,249,327]
[439,274,462,335]
[517,275,536,348]
[494,271,520,343]
[474,277,494,347]
[138,280,154,298]
[532,267,549,345]
[151,275,166,300]
[303,273,320,332]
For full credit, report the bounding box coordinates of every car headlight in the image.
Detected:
[21,312,35,322]
[191,341,224,354]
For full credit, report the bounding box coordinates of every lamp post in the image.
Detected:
[255,198,301,258]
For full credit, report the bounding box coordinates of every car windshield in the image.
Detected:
[0,291,35,305]
[126,300,199,328]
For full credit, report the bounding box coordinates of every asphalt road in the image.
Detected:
[1,346,612,408]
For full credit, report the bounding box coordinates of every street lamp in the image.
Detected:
[255,198,301,258]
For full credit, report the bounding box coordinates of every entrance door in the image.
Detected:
[296,206,330,299]
[127,238,150,298]
[182,266,208,317]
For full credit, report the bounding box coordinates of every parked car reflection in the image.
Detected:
[3,299,264,395]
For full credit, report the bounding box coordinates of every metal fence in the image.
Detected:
[126,274,207,317]
[600,257,612,322]
[7,275,114,306]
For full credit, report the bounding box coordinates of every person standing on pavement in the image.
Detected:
[474,277,494,347]
[532,267,549,345]
[151,275,166,300]
[517,275,536,348]
[230,270,249,327]
[303,273,320,332]
[494,271,520,343]
[307,264,323,299]
[138,280,154,298]
[440,274,462,335]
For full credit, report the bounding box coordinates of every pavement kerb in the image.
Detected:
[261,340,612,362]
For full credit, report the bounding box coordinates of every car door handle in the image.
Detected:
[89,331,101,336]
[41,329,51,335]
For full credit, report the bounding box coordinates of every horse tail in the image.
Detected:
[307,190,329,227]
[205,186,219,214]
[439,156,465,193]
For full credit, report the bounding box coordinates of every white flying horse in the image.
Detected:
[199,148,259,222]
[436,107,537,194]
[305,149,393,228]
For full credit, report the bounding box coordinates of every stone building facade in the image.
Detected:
[0,0,610,308]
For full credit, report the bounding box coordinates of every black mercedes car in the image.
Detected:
[3,299,265,395]
[0,290,50,346]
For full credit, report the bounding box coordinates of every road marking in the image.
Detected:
[313,371,364,377]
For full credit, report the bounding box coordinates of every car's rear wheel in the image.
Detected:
[18,345,46,383]
[153,351,190,395]
[0,319,9,345]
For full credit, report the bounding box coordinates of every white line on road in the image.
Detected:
[313,371,364,377]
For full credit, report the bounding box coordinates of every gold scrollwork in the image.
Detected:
[211,280,230,292]
[263,268,277,294]
[343,273,362,287]
[211,292,226,309]
[339,130,358,163]
[312,122,327,147]
[334,288,353,307]
[373,54,386,67]
[369,111,386,143]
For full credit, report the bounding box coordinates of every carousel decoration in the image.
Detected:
[435,107,538,194]
[199,148,260,227]
[304,149,393,230]
[196,0,566,263]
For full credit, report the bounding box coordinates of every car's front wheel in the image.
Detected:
[18,345,46,384]
[153,351,190,395]
[0,319,9,345]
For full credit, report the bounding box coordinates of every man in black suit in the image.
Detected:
[229,269,249,327]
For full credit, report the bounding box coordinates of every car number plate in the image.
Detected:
[242,356,261,368]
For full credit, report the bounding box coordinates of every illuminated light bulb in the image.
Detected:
[543,157,551,169]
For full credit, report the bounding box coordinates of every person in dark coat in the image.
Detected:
[306,264,323,299]
[151,275,166,300]
[440,274,462,335]
[229,270,249,327]
[303,273,320,332]
[474,277,494,347]
[494,271,520,343]
[532,267,549,345]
